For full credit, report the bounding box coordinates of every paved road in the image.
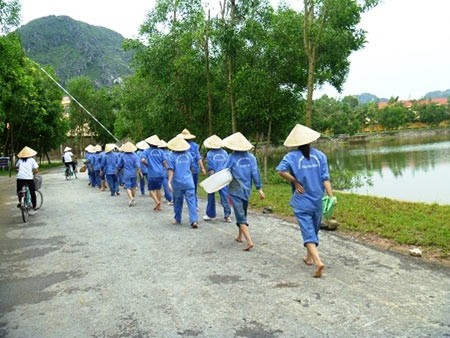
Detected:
[0,169,449,337]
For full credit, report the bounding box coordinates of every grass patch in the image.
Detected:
[200,183,450,259]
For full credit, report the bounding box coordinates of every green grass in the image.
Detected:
[200,183,450,259]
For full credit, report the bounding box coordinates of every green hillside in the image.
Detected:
[17,15,133,87]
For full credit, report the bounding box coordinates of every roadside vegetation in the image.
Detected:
[245,184,450,261]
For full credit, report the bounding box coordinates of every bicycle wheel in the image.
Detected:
[35,190,44,210]
[74,168,78,179]
[65,169,70,180]
[20,196,29,222]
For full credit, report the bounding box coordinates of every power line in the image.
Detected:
[29,59,121,144]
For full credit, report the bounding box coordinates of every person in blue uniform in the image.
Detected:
[92,145,103,189]
[142,135,166,211]
[167,135,199,228]
[84,145,95,187]
[158,139,173,205]
[179,129,206,208]
[202,135,232,223]
[276,124,335,278]
[117,142,143,207]
[136,140,149,196]
[223,132,265,251]
[101,143,119,196]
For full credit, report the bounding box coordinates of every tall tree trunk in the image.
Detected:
[225,0,237,133]
[204,10,213,135]
[263,118,272,183]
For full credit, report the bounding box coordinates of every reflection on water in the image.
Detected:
[263,133,450,205]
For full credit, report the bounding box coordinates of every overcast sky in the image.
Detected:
[20,0,450,100]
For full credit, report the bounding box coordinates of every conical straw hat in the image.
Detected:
[179,128,196,140]
[203,135,224,149]
[120,141,137,153]
[63,146,72,152]
[94,144,102,152]
[136,140,150,150]
[145,134,161,146]
[167,135,190,151]
[17,146,37,158]
[104,143,116,153]
[283,124,320,147]
[84,144,94,152]
[158,139,168,148]
[223,132,253,151]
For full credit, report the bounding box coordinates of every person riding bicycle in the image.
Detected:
[16,146,39,210]
[62,146,77,175]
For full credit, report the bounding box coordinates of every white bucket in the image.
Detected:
[200,168,232,193]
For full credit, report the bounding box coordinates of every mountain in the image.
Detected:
[17,15,133,87]
[353,93,389,104]
[424,89,450,99]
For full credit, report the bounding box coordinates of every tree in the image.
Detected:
[303,0,379,127]
[1,32,67,160]
[0,0,20,34]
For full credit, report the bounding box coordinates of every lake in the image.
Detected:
[264,131,450,205]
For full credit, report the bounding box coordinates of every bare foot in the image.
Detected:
[313,264,324,278]
[243,242,254,251]
[172,219,180,225]
[153,201,161,211]
[235,237,243,243]
[303,257,313,266]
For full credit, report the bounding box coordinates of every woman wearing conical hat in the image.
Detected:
[117,142,143,206]
[16,146,39,210]
[166,135,199,228]
[202,135,232,223]
[223,132,265,251]
[101,143,120,196]
[179,128,206,209]
[84,145,95,187]
[158,139,173,205]
[142,135,166,211]
[276,124,335,278]
[62,146,77,176]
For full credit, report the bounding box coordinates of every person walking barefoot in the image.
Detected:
[222,132,265,251]
[276,124,334,278]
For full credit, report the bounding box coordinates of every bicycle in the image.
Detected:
[18,176,43,223]
[65,163,78,180]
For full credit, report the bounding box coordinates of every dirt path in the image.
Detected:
[1,168,449,337]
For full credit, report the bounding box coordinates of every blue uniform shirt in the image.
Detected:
[187,141,201,174]
[167,151,195,190]
[225,151,262,201]
[101,152,118,175]
[143,146,165,178]
[136,150,148,175]
[276,147,330,211]
[118,152,141,179]
[206,148,228,173]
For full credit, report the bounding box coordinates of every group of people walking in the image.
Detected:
[17,124,334,278]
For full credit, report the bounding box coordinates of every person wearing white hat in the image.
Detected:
[117,142,143,206]
[136,140,149,196]
[91,145,104,189]
[62,146,77,177]
[202,135,232,223]
[223,132,265,251]
[276,124,334,278]
[101,144,120,196]
[158,139,173,205]
[179,128,206,209]
[142,135,166,211]
[166,135,199,228]
[84,145,96,186]
[16,146,39,210]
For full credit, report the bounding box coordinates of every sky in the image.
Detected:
[20,0,450,100]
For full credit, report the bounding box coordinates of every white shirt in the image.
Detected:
[16,158,39,179]
[63,151,73,163]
